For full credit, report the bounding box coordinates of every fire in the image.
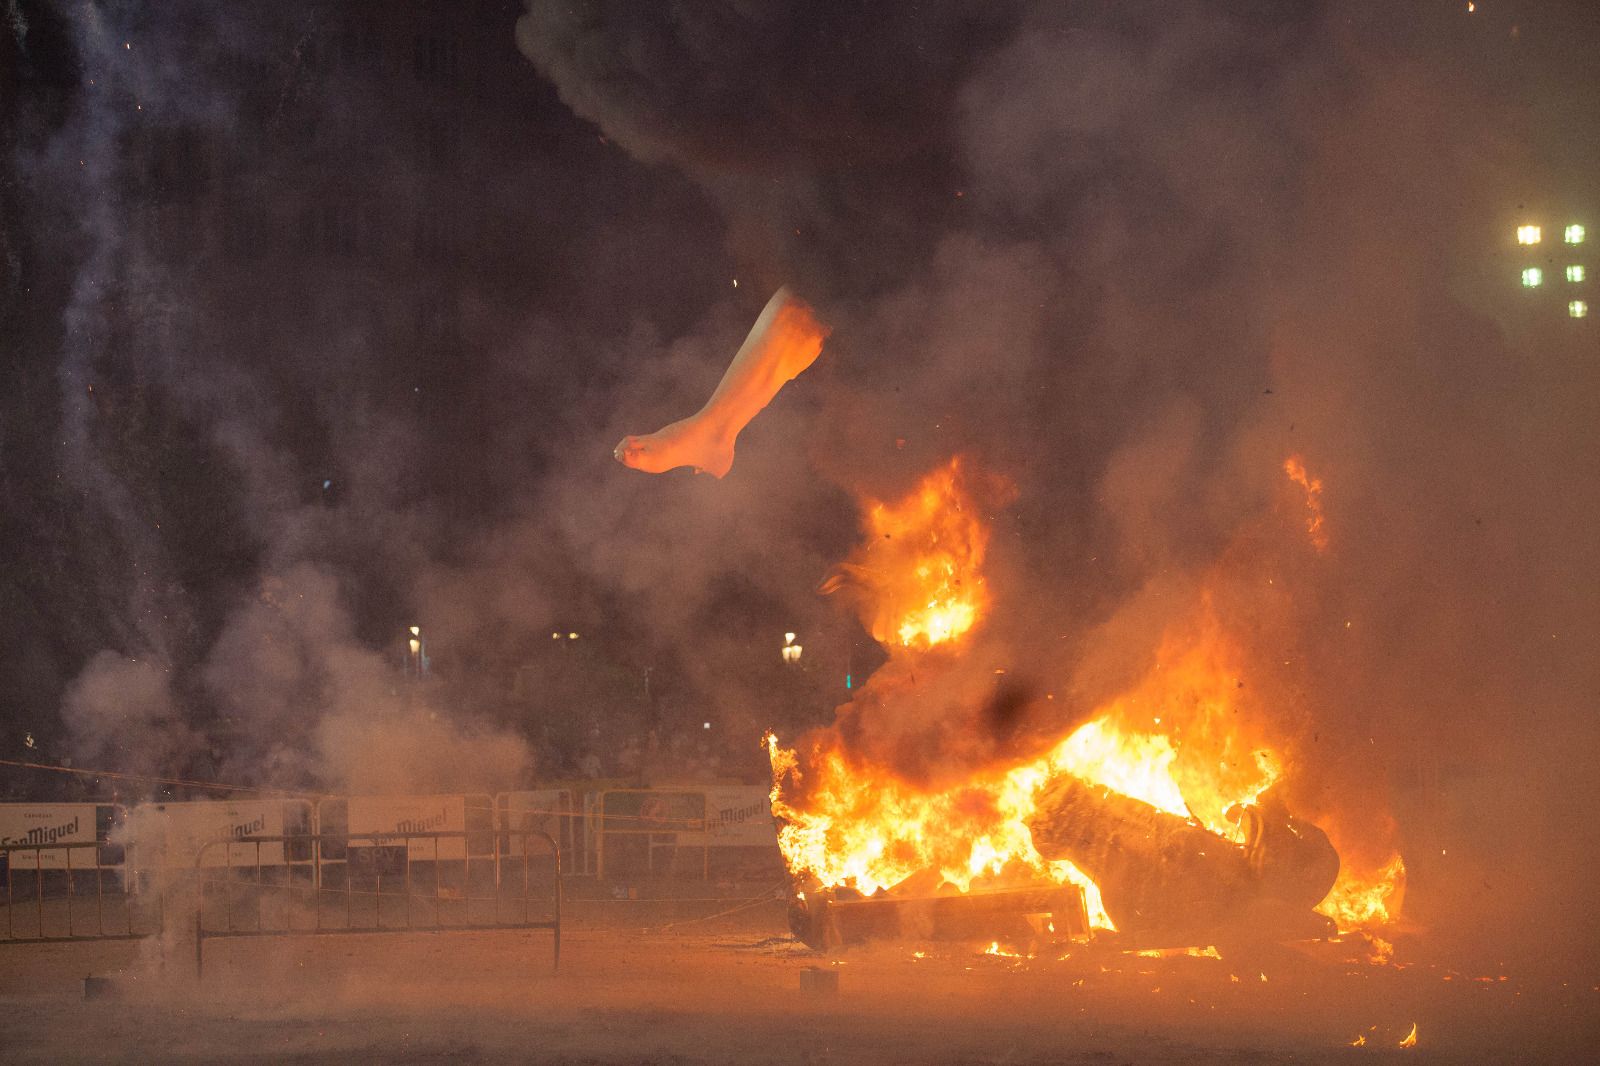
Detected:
[1283,455,1329,551]
[1315,853,1407,930]
[822,458,997,650]
[769,621,1285,932]
[1398,1022,1418,1048]
[772,455,1404,948]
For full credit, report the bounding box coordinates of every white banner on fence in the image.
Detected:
[346,794,487,860]
[136,800,309,869]
[693,787,778,848]
[0,803,112,870]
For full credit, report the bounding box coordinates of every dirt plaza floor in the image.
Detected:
[1,901,1596,1065]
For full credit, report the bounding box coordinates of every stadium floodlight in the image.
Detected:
[1522,267,1543,288]
[1517,225,1542,245]
[1571,300,1589,319]
[1567,265,1586,283]
[1565,224,1586,245]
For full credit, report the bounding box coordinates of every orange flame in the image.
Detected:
[1283,455,1328,552]
[769,620,1286,932]
[823,458,997,650]
[773,456,1404,944]
[1316,853,1407,931]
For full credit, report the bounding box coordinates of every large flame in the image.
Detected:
[773,455,1403,940]
[770,621,1287,931]
[822,458,996,650]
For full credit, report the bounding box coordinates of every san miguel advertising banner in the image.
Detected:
[139,800,313,869]
[344,794,493,860]
[599,788,776,848]
[695,787,779,848]
[0,804,119,870]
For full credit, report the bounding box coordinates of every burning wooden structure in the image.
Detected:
[768,455,1405,956]
[789,882,1089,952]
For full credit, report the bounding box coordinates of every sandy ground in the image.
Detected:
[2,902,1596,1064]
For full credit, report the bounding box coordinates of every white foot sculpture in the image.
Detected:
[614,287,829,478]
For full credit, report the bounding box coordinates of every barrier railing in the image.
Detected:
[596,790,710,881]
[495,789,577,874]
[193,829,561,976]
[1,841,158,945]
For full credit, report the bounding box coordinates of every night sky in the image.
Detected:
[2,0,1597,970]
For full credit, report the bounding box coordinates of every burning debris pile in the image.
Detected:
[770,457,1404,956]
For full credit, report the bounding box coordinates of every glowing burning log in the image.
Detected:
[614,287,828,478]
[788,883,1089,952]
[1027,774,1254,937]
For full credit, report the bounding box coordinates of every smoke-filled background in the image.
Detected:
[2,0,1596,976]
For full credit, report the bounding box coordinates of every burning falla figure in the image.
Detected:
[614,287,829,478]
[1025,777,1339,945]
[788,777,1340,952]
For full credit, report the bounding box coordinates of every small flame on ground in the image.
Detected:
[1398,1022,1418,1048]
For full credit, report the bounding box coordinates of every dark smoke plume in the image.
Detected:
[0,0,1593,981]
[520,0,1599,973]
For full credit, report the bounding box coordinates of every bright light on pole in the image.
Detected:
[407,626,425,677]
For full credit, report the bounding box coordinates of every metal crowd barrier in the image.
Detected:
[192,829,561,976]
[1,841,158,945]
[595,789,711,881]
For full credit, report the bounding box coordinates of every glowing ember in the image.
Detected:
[822,458,997,650]
[1283,455,1329,552]
[1364,934,1396,965]
[1398,1022,1418,1048]
[1315,853,1407,931]
[1131,945,1223,960]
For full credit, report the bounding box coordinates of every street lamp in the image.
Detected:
[408,625,426,677]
